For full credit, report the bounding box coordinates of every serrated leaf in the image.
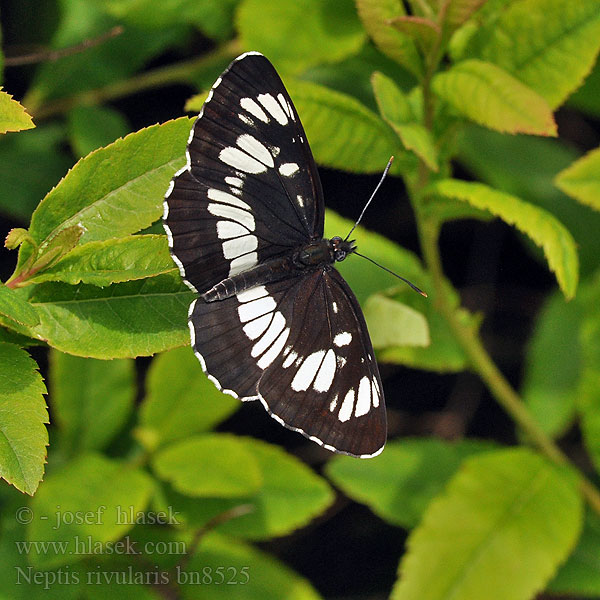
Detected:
[160,437,334,539]
[190,74,409,174]
[22,272,193,358]
[285,79,404,174]
[137,346,239,451]
[521,290,582,438]
[50,350,135,455]
[0,343,48,495]
[364,294,430,348]
[28,235,175,286]
[237,0,365,75]
[26,224,84,276]
[326,438,495,528]
[67,104,129,158]
[432,59,557,136]
[27,118,192,248]
[325,210,476,372]
[152,434,263,497]
[371,71,438,170]
[391,448,583,600]
[555,146,600,212]
[28,453,154,568]
[548,510,600,597]
[431,179,579,299]
[465,0,600,109]
[0,285,39,328]
[356,0,423,78]
[0,89,34,134]
[4,228,31,250]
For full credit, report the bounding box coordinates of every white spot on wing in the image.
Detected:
[219,147,266,174]
[372,378,380,408]
[225,176,243,188]
[222,235,258,259]
[291,350,325,392]
[355,377,371,417]
[217,221,248,239]
[252,312,285,357]
[243,313,271,340]
[332,302,338,313]
[229,252,257,276]
[238,295,276,323]
[282,350,298,369]
[338,389,355,422]
[313,349,336,393]
[240,97,269,123]
[208,203,255,231]
[237,286,268,303]
[236,134,274,167]
[329,394,338,412]
[257,93,288,125]
[257,327,290,369]
[279,162,299,177]
[207,188,251,210]
[334,331,352,347]
[278,93,292,118]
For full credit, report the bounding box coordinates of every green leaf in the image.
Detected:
[464,0,600,109]
[0,124,72,222]
[548,510,600,597]
[152,434,263,497]
[22,272,193,358]
[371,71,438,170]
[24,224,85,277]
[137,346,239,451]
[0,343,48,495]
[66,105,129,158]
[568,59,600,118]
[325,210,476,372]
[364,294,430,348]
[49,350,135,455]
[285,79,404,174]
[391,448,583,600]
[28,235,176,286]
[28,453,154,568]
[0,285,39,328]
[27,118,192,247]
[555,146,600,212]
[181,532,323,600]
[356,0,423,78]
[521,290,582,438]
[432,59,557,136]
[457,125,600,277]
[326,438,495,528]
[4,228,32,250]
[0,89,34,133]
[388,16,439,53]
[160,437,335,539]
[431,179,579,299]
[237,0,365,74]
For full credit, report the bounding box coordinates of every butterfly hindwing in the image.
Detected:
[164,52,324,294]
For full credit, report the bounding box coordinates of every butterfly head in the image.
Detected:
[330,236,356,263]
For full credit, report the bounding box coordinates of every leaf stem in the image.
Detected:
[25,39,242,120]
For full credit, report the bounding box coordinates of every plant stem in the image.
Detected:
[25,39,242,120]
[413,40,600,514]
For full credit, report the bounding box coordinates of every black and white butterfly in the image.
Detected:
[163,52,387,458]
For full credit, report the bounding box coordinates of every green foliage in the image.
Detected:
[0,89,34,134]
[392,449,583,600]
[2,0,600,597]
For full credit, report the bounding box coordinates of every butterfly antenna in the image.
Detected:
[354,251,428,297]
[344,156,394,242]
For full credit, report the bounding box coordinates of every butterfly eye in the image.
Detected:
[334,249,347,262]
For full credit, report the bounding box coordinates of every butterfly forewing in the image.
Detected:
[164,51,387,457]
[164,52,323,293]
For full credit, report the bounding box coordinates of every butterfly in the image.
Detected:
[163,51,388,458]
